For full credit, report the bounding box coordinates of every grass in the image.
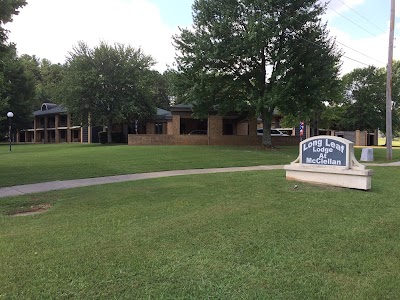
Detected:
[378,137,400,146]
[1,167,400,299]
[1,143,400,188]
[0,144,297,187]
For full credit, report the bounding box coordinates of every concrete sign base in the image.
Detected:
[285,164,373,190]
[285,136,373,190]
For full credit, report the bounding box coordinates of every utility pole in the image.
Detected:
[386,0,395,160]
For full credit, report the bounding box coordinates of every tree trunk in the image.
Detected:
[261,108,273,147]
[107,120,113,143]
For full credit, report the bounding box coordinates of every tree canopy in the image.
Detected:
[322,63,400,136]
[0,0,32,136]
[60,41,160,143]
[0,0,26,44]
[173,0,341,146]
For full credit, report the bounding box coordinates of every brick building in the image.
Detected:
[129,104,299,146]
[14,103,300,146]
[18,103,100,144]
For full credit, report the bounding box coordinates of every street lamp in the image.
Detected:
[7,111,13,152]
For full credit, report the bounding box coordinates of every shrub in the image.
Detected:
[98,131,108,144]
[98,131,123,144]
[111,132,123,143]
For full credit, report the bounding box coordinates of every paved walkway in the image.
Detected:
[1,161,399,199]
[364,161,400,166]
[0,165,284,198]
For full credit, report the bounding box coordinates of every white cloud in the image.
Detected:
[321,0,400,75]
[330,27,389,74]
[6,0,398,76]
[6,0,179,72]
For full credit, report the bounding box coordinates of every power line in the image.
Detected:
[288,14,385,66]
[295,34,371,67]
[340,55,371,67]
[250,9,381,68]
[337,0,387,34]
[328,5,380,38]
[335,40,386,64]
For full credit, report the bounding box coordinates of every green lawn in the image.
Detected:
[378,137,400,146]
[1,167,399,299]
[1,143,399,188]
[0,144,298,187]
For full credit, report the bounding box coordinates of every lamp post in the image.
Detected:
[7,111,13,152]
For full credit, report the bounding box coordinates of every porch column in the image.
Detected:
[172,114,181,135]
[55,114,60,143]
[208,115,223,137]
[88,125,92,143]
[167,121,173,135]
[33,117,37,143]
[356,130,368,146]
[67,114,72,143]
[44,116,48,143]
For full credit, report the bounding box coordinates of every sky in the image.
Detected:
[5,0,400,75]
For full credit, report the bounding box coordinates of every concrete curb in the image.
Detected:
[0,165,284,198]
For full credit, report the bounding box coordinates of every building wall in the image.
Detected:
[208,115,223,137]
[128,134,299,146]
[237,122,248,136]
[172,115,180,135]
[333,130,377,146]
[146,122,155,134]
[27,113,83,144]
[130,113,299,147]
[167,121,174,135]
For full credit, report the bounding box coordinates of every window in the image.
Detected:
[155,123,163,134]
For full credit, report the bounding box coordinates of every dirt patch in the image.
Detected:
[10,204,52,217]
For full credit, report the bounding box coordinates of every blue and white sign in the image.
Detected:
[300,136,348,167]
[285,135,372,190]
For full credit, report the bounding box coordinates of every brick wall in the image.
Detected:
[146,122,155,134]
[172,115,180,135]
[128,134,299,146]
[128,134,208,146]
[208,115,223,137]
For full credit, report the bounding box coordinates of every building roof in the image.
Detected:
[156,108,172,117]
[33,103,67,116]
[170,104,193,112]
[150,108,172,120]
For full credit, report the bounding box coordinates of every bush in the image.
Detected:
[111,132,123,143]
[98,131,123,144]
[98,132,108,144]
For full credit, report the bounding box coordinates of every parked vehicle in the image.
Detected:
[257,128,289,136]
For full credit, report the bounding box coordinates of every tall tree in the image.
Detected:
[37,58,65,103]
[0,0,27,123]
[0,0,26,44]
[0,47,36,135]
[61,41,156,143]
[341,66,386,131]
[328,64,400,136]
[19,55,66,106]
[391,61,400,136]
[144,70,170,110]
[174,0,341,146]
